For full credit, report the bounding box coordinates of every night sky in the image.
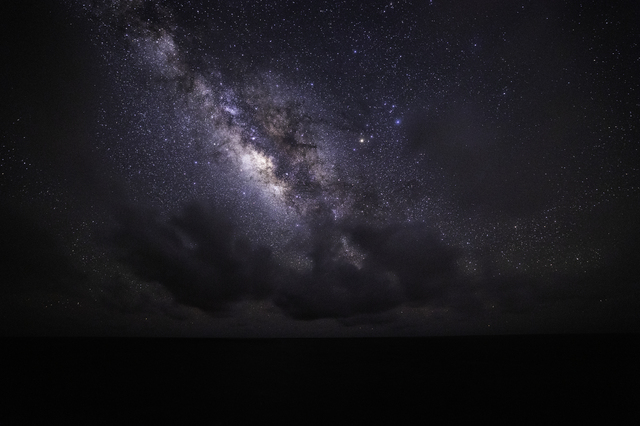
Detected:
[2,0,639,336]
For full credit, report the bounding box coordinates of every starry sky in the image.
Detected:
[2,0,639,336]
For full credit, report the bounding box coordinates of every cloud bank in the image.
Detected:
[111,201,464,321]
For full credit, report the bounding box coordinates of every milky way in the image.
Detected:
[2,0,639,335]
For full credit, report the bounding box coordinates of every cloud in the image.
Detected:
[99,276,190,320]
[111,201,464,321]
[276,222,462,320]
[107,181,640,330]
[111,202,277,313]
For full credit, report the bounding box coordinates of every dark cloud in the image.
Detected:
[111,202,276,313]
[444,274,539,320]
[112,201,465,321]
[349,223,461,301]
[274,232,404,320]
[115,199,636,328]
[274,222,461,320]
[99,276,190,321]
